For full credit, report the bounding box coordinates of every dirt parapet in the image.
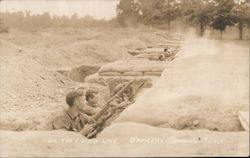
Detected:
[116,40,249,131]
[68,65,100,82]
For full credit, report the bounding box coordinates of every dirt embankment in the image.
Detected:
[117,38,249,131]
[0,28,169,130]
[0,28,249,157]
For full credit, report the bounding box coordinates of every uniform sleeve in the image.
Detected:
[52,115,71,130]
[79,113,90,124]
[81,106,99,115]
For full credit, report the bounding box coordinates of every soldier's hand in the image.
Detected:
[117,100,134,109]
[80,124,95,136]
[129,100,136,105]
[123,93,130,102]
[88,117,96,124]
[80,113,95,123]
[86,130,98,139]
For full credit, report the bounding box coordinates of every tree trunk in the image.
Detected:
[238,20,243,40]
[249,25,250,40]
[200,23,205,37]
[167,21,171,30]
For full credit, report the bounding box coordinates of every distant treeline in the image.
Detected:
[0,0,250,40]
[117,0,250,39]
[0,11,118,31]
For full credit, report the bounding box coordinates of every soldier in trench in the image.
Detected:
[83,82,136,138]
[51,82,137,138]
[80,89,102,116]
[51,91,97,136]
[81,83,134,120]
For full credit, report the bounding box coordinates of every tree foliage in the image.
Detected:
[116,0,250,39]
[140,0,180,28]
[233,0,250,39]
[181,0,215,36]
[117,0,180,28]
[0,11,116,31]
[210,0,238,39]
[116,0,141,26]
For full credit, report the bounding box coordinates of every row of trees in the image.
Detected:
[117,0,250,39]
[0,11,116,31]
[0,0,249,39]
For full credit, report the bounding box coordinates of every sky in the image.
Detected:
[0,0,119,20]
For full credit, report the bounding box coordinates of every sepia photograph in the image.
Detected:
[0,0,249,157]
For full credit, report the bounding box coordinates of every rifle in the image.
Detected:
[93,79,135,121]
[100,80,145,124]
[84,79,136,138]
[131,81,145,102]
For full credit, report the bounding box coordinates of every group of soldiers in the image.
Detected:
[50,81,137,138]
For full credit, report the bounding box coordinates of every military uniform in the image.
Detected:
[81,102,101,116]
[52,109,90,132]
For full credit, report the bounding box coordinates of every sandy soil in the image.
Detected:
[117,37,249,131]
[0,28,168,130]
[0,123,249,157]
[0,28,249,156]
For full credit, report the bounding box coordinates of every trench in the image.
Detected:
[2,36,246,134]
[68,63,244,131]
[65,63,156,136]
[1,60,245,133]
[66,62,246,133]
[58,65,101,82]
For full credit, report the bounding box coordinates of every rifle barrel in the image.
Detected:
[93,79,135,120]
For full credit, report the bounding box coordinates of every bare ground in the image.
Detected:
[0,123,249,157]
[0,28,249,156]
[117,37,249,131]
[0,28,166,130]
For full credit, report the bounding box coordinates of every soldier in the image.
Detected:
[51,91,96,136]
[80,89,101,116]
[80,80,142,138]
[159,53,166,61]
